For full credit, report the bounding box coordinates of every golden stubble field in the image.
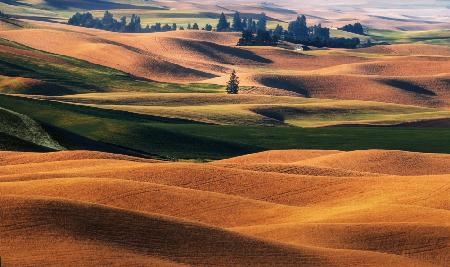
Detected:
[0,149,449,266]
[0,20,449,107]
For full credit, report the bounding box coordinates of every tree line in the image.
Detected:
[68,11,213,33]
[216,12,268,33]
[229,13,361,48]
[215,12,279,46]
[338,22,365,35]
[67,10,363,48]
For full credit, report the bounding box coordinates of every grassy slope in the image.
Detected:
[0,132,53,152]
[159,124,450,155]
[368,29,450,46]
[0,94,259,160]
[0,105,62,150]
[67,94,450,127]
[2,94,450,160]
[330,29,370,42]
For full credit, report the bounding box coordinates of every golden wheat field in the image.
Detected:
[1,149,449,266]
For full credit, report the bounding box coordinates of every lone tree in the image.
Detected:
[226,70,239,94]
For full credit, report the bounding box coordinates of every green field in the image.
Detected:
[1,93,450,160]
[368,29,450,46]
[49,93,450,127]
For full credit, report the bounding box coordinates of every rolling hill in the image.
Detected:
[1,149,449,266]
[0,2,449,266]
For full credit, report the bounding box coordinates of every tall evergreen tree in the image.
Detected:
[192,22,199,30]
[256,13,267,31]
[226,70,239,94]
[216,12,230,32]
[232,11,243,31]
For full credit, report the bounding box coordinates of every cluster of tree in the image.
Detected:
[68,11,211,33]
[237,14,361,49]
[237,29,279,46]
[217,12,268,33]
[184,23,213,31]
[215,11,277,45]
[284,15,331,45]
[338,22,365,35]
[68,11,176,33]
[324,37,361,48]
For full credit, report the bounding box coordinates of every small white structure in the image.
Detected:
[295,45,310,51]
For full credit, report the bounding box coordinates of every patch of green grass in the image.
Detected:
[0,94,258,160]
[330,29,370,42]
[83,100,450,128]
[158,123,450,155]
[368,29,450,46]
[252,103,450,127]
[1,94,450,159]
[59,93,450,127]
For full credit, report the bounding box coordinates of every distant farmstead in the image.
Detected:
[295,45,310,51]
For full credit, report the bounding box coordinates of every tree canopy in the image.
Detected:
[338,22,365,35]
[68,11,180,33]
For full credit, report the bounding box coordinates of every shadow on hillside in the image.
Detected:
[381,79,437,96]
[186,41,272,64]
[257,76,310,97]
